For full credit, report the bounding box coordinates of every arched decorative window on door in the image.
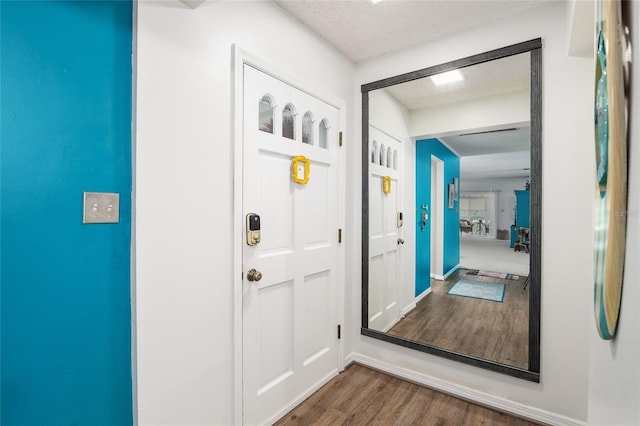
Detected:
[319,119,330,149]
[259,95,274,133]
[302,112,314,145]
[393,150,398,170]
[283,104,296,140]
[380,144,386,166]
[372,140,379,164]
[387,147,393,168]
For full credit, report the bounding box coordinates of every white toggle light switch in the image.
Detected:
[83,192,120,224]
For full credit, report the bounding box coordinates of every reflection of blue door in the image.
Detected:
[510,189,530,247]
[516,190,530,227]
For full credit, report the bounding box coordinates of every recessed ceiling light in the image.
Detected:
[431,69,464,86]
[368,0,385,4]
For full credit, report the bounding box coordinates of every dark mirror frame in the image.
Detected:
[361,39,542,382]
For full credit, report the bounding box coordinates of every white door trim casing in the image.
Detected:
[232,45,346,425]
[430,155,445,279]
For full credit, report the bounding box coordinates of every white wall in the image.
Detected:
[587,1,640,425]
[352,2,592,422]
[410,90,529,138]
[135,1,354,424]
[133,1,640,425]
[369,89,411,140]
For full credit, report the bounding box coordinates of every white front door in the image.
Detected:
[368,126,403,332]
[242,64,342,425]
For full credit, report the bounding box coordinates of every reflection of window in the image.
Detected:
[319,119,329,149]
[459,195,489,221]
[259,95,274,133]
[302,112,314,145]
[380,144,386,166]
[372,140,379,164]
[282,104,295,140]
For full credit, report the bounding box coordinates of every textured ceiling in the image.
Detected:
[274,0,550,62]
[273,0,541,181]
[383,51,531,181]
[384,51,530,110]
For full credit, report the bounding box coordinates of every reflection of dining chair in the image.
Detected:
[514,227,530,253]
[459,219,472,234]
[482,220,490,234]
[473,219,488,235]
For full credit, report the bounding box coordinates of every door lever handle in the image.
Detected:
[397,238,405,245]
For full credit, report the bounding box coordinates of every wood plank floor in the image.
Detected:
[276,363,540,426]
[387,268,529,369]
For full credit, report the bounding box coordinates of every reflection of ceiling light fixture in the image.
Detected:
[431,69,464,86]
[368,0,385,4]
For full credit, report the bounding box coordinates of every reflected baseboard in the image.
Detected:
[381,317,402,333]
[413,287,431,306]
[344,353,585,426]
[379,287,434,334]
[430,263,460,281]
[401,303,416,317]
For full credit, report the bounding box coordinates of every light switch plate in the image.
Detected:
[83,192,120,224]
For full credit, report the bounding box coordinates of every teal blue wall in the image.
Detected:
[1,2,133,425]
[415,139,460,297]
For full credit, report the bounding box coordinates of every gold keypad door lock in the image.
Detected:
[246,213,261,246]
[247,269,262,282]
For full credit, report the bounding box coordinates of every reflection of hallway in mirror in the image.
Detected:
[387,268,529,369]
[460,233,529,276]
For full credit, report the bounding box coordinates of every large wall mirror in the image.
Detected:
[361,39,541,382]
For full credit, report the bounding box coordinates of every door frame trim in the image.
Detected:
[430,155,445,278]
[231,45,346,425]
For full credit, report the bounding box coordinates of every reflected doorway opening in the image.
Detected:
[430,155,444,279]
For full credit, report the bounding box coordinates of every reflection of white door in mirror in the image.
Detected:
[368,125,403,332]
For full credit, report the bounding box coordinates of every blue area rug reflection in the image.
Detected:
[448,279,506,303]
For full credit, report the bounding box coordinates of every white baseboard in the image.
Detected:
[345,354,586,426]
[443,263,460,279]
[381,316,402,333]
[414,287,431,304]
[431,264,459,281]
[264,368,339,425]
[401,288,430,317]
[401,302,417,316]
[344,351,358,365]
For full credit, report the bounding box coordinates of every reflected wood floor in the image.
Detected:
[276,363,539,426]
[387,268,529,369]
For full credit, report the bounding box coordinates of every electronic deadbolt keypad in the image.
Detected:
[246,213,261,246]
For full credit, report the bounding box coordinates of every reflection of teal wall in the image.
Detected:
[415,139,460,297]
[1,2,133,425]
